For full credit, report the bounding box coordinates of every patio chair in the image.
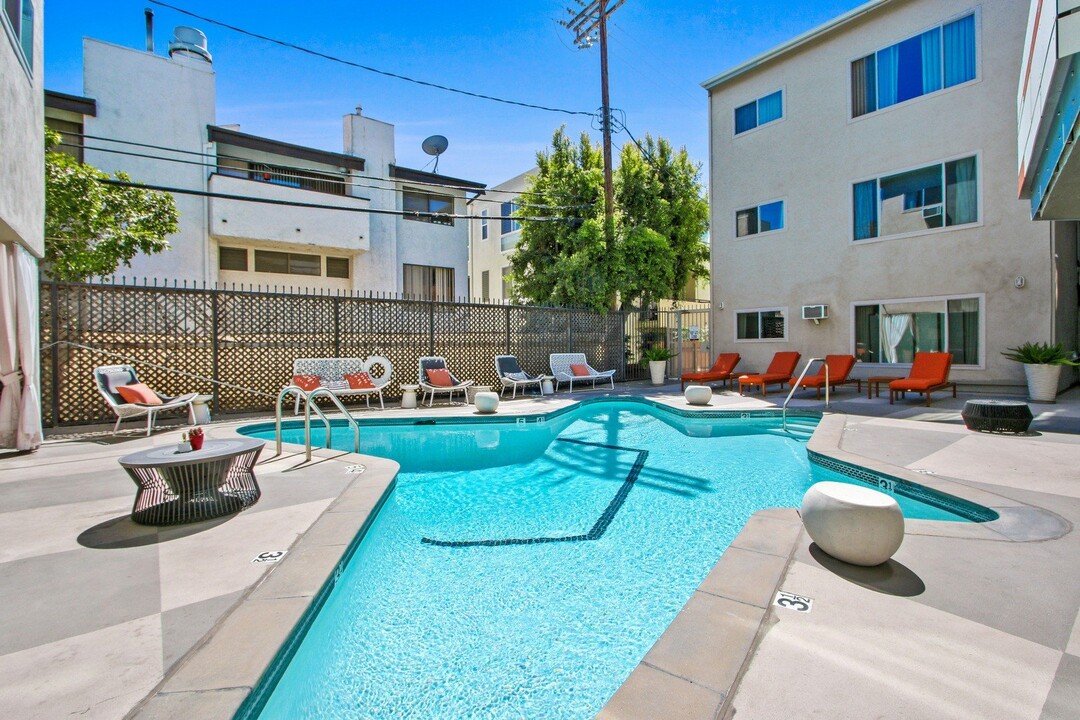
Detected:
[549,352,616,393]
[889,352,956,406]
[788,355,860,399]
[93,364,198,436]
[738,351,802,397]
[418,356,475,407]
[681,352,741,390]
[495,355,545,398]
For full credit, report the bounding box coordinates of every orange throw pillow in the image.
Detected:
[426,368,454,387]
[570,363,591,377]
[292,374,321,392]
[116,383,162,406]
[344,372,376,389]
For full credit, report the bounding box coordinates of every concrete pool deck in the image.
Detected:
[1,383,1078,718]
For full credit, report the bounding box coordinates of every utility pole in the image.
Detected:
[561,0,624,245]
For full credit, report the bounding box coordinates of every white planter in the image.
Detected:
[648,360,667,385]
[801,481,904,567]
[473,392,500,414]
[1023,363,1062,403]
[684,385,712,406]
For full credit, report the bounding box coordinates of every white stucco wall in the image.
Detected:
[468,170,532,301]
[344,112,398,293]
[82,38,215,282]
[0,0,44,258]
[706,0,1055,389]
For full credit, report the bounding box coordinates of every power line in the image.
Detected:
[54,137,593,211]
[95,177,576,223]
[59,131,577,201]
[148,0,597,118]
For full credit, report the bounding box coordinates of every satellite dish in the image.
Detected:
[422,135,449,172]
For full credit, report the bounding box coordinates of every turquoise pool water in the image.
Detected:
[238,400,991,719]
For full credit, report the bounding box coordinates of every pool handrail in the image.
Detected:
[302,388,360,461]
[783,357,828,431]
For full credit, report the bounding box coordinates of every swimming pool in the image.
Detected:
[237,399,993,719]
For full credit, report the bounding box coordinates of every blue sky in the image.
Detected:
[44,0,866,186]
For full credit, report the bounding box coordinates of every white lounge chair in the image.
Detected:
[549,353,616,393]
[93,364,198,436]
[495,355,546,398]
[418,356,475,406]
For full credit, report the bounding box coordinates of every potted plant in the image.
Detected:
[1001,342,1079,403]
[641,346,676,385]
[176,432,192,453]
[189,426,205,451]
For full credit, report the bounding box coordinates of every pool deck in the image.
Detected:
[1,382,1078,719]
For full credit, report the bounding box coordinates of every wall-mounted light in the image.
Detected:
[1014,275,1026,289]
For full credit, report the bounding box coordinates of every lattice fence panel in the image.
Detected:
[338,297,430,392]
[509,307,573,378]
[216,290,335,412]
[431,302,509,389]
[569,309,627,380]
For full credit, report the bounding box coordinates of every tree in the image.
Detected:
[509,128,709,311]
[44,129,178,282]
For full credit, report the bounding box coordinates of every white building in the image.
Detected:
[45,28,485,300]
[0,0,43,450]
[702,0,1078,392]
[467,170,531,301]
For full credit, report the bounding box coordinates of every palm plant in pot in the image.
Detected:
[641,346,676,385]
[1001,342,1078,403]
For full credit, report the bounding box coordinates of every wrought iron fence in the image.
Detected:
[42,281,715,427]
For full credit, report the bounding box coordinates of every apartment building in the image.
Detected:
[703,0,1078,392]
[0,0,43,450]
[45,28,485,299]
[467,170,531,301]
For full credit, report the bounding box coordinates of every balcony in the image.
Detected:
[208,172,371,253]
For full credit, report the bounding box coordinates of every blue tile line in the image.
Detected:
[420,438,649,548]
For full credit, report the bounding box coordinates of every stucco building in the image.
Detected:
[0,0,43,450]
[467,170,531,301]
[45,28,484,300]
[703,0,1078,392]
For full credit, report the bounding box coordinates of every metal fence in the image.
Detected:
[40,281,711,427]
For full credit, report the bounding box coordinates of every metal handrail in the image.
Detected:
[782,357,828,431]
[276,385,330,456]
[302,388,360,461]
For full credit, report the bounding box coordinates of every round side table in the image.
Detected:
[400,384,419,409]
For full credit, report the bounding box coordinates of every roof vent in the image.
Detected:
[168,26,212,64]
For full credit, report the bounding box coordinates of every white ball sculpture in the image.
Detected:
[801,481,905,566]
[473,391,500,414]
[684,385,713,406]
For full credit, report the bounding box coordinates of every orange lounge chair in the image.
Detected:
[889,352,956,405]
[788,355,859,399]
[681,352,740,390]
[738,351,801,397]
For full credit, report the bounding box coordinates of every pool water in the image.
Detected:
[241,401,983,719]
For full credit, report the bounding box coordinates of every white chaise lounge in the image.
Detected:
[495,355,546,398]
[418,356,475,406]
[549,353,616,393]
[290,356,393,414]
[93,364,198,436]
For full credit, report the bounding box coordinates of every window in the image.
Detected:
[480,270,490,300]
[3,0,32,72]
[853,156,977,240]
[45,117,83,163]
[736,200,784,237]
[218,247,248,271]
[854,297,979,365]
[500,200,521,236]
[253,250,320,276]
[326,257,350,279]
[481,210,488,240]
[403,264,455,301]
[734,90,783,134]
[736,309,786,341]
[852,13,976,118]
[403,190,454,226]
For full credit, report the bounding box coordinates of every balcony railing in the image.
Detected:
[216,162,348,197]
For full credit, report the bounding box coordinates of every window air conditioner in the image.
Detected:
[922,205,942,219]
[801,304,828,321]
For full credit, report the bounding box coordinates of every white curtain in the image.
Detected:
[879,312,912,364]
[0,242,42,451]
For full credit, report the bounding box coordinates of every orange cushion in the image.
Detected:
[570,363,591,377]
[426,368,454,387]
[890,378,943,392]
[292,374,321,392]
[344,372,375,390]
[116,383,162,406]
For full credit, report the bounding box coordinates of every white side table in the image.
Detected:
[400,384,419,409]
[467,385,492,404]
[541,376,555,395]
[188,394,214,425]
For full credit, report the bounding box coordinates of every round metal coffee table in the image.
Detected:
[118,438,264,525]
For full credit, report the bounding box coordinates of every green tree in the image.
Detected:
[44,128,178,281]
[509,128,709,311]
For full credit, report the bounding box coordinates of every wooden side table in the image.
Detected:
[867,376,902,399]
[118,438,264,525]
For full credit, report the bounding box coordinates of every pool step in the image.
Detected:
[772,421,817,441]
